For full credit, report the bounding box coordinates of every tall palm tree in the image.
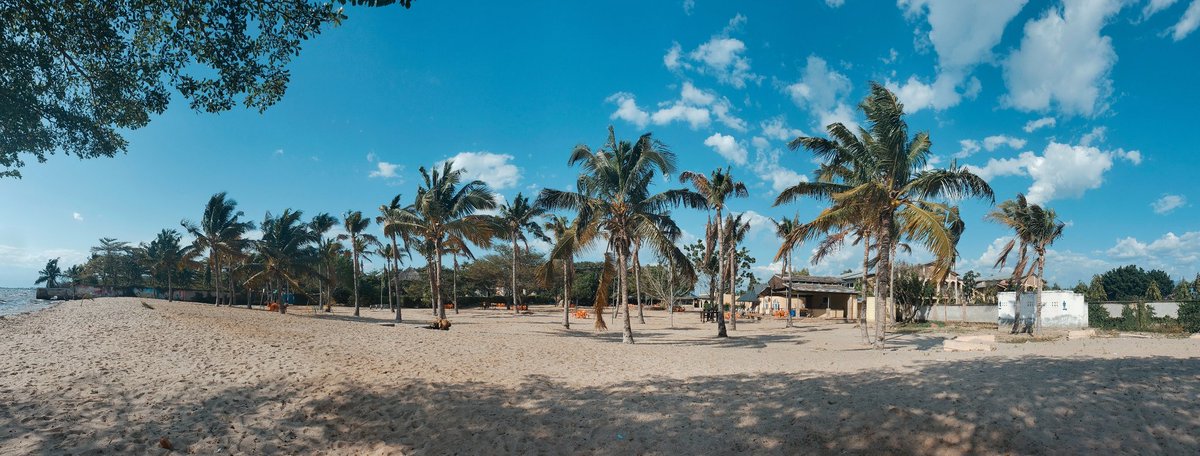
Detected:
[493,192,550,315]
[723,214,751,331]
[772,216,800,328]
[376,194,410,320]
[318,239,346,309]
[778,83,994,348]
[541,215,592,329]
[64,264,85,298]
[539,126,705,344]
[444,236,472,315]
[339,210,376,317]
[245,209,323,314]
[308,213,339,309]
[1028,203,1065,335]
[182,192,254,306]
[391,161,497,321]
[35,258,62,288]
[143,229,196,301]
[987,194,1041,333]
[679,167,748,338]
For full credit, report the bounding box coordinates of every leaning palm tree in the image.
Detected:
[35,258,62,288]
[390,161,497,321]
[777,82,994,348]
[538,126,705,344]
[772,216,800,328]
[680,167,748,338]
[492,192,550,315]
[1028,203,1065,335]
[245,209,323,314]
[182,192,254,306]
[339,210,376,317]
[986,194,1037,333]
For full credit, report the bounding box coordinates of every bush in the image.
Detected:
[1179,301,1200,333]
[331,287,351,305]
[1087,302,1113,329]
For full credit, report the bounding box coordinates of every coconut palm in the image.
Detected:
[143,229,196,301]
[35,258,62,288]
[538,126,705,344]
[541,215,593,329]
[772,216,801,328]
[318,238,346,308]
[182,192,254,306]
[376,194,410,320]
[444,236,472,315]
[390,161,497,321]
[722,214,751,331]
[64,264,85,298]
[339,210,376,317]
[679,167,748,338]
[1027,203,1065,335]
[778,83,993,347]
[986,194,1037,333]
[492,192,550,315]
[244,209,322,314]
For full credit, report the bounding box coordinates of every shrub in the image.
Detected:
[1179,301,1200,333]
[331,287,351,305]
[1088,302,1111,328]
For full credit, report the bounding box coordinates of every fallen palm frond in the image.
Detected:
[141,301,155,310]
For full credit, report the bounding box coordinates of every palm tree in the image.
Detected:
[492,192,550,315]
[1028,203,1065,335]
[679,167,748,338]
[376,195,409,320]
[244,209,323,314]
[143,229,196,301]
[391,161,497,321]
[723,214,751,331]
[64,264,85,298]
[339,210,376,317]
[444,236,472,315]
[318,239,346,309]
[35,258,62,288]
[778,83,994,348]
[182,192,254,306]
[987,194,1037,333]
[309,213,339,310]
[542,215,591,329]
[772,216,800,328]
[538,126,705,343]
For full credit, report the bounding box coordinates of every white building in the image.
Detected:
[997,291,1088,330]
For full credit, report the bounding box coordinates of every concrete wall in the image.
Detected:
[1100,302,1180,319]
[914,304,997,323]
[998,291,1088,329]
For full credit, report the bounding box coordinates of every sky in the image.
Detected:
[3,0,1199,288]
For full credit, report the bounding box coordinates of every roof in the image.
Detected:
[737,283,770,303]
[767,274,859,295]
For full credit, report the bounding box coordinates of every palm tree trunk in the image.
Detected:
[873,213,892,348]
[562,261,570,329]
[860,237,871,343]
[352,244,361,317]
[435,243,447,321]
[453,253,460,315]
[1034,253,1046,336]
[715,210,727,338]
[728,246,737,331]
[511,233,519,315]
[167,273,174,302]
[619,247,634,344]
[667,261,676,329]
[634,248,645,324]
[785,256,793,328]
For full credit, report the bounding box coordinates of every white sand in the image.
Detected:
[1,297,1197,454]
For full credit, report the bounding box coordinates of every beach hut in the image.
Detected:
[759,274,860,319]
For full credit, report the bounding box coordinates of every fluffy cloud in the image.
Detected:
[0,245,88,270]
[737,210,775,238]
[784,55,857,131]
[966,141,1139,204]
[367,153,403,180]
[1079,126,1106,146]
[703,133,748,165]
[1152,194,1187,214]
[1023,117,1057,132]
[956,139,981,158]
[954,135,1025,158]
[760,117,804,142]
[606,92,650,128]
[666,14,760,89]
[1105,232,1200,274]
[890,0,1027,112]
[441,152,521,189]
[1002,0,1123,116]
[826,0,846,7]
[1170,1,1200,40]
[1143,0,1180,19]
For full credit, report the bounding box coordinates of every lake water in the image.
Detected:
[0,288,54,317]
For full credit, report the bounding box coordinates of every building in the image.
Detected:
[841,263,965,304]
[755,274,860,319]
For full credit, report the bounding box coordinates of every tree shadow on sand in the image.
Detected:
[3,356,1197,455]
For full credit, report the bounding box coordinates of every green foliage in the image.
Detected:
[894,266,935,322]
[1099,265,1173,301]
[1145,280,1163,301]
[1179,302,1200,333]
[34,258,62,287]
[331,287,352,305]
[1,1,408,179]
[1087,302,1112,328]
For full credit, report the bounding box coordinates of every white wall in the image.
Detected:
[1101,302,1180,319]
[998,291,1088,329]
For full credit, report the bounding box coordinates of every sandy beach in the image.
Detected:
[1,297,1197,454]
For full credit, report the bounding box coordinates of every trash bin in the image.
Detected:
[789,309,796,317]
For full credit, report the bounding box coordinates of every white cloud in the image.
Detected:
[441,152,522,189]
[1170,1,1200,40]
[749,137,809,195]
[891,0,1027,113]
[682,0,695,15]
[1023,116,1057,132]
[651,103,711,129]
[1143,0,1180,19]
[784,55,858,131]
[0,245,88,270]
[1105,232,1200,274]
[72,212,83,222]
[1113,148,1142,165]
[760,117,804,142]
[956,140,981,158]
[826,0,846,7]
[1002,0,1123,116]
[273,148,284,156]
[737,210,774,238]
[983,135,1027,151]
[1152,194,1187,214]
[367,153,403,180]
[645,82,746,131]
[966,141,1133,204]
[703,133,748,165]
[669,14,760,89]
[606,92,650,128]
[1079,126,1106,146]
[881,48,899,64]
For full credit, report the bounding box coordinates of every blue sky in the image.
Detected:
[3,0,1199,287]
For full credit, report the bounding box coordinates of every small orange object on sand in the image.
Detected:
[574,309,589,319]
[266,302,279,312]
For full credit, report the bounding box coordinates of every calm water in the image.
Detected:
[0,288,53,317]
